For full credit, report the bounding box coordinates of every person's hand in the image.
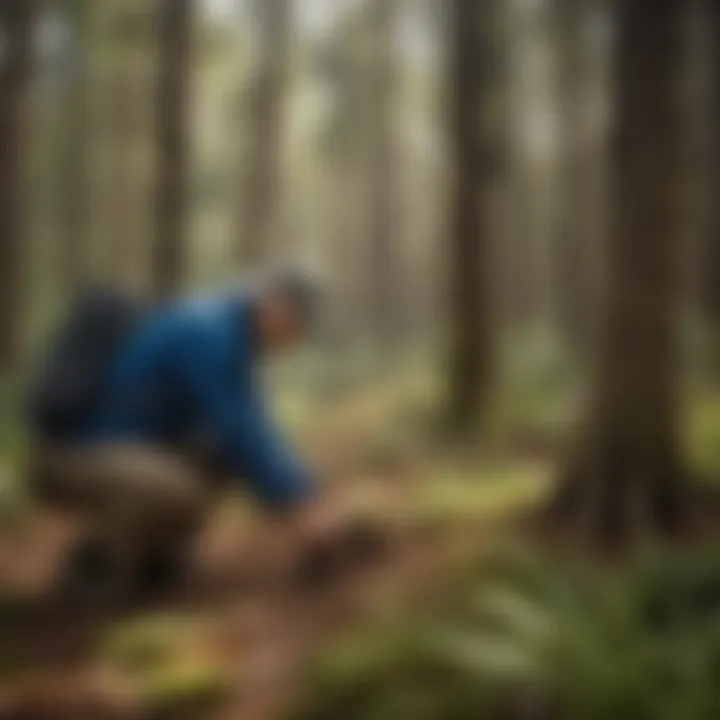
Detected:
[285,500,389,591]
[288,498,345,547]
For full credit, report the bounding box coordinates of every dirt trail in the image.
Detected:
[0,391,445,719]
[0,486,440,720]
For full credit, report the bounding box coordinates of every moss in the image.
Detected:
[138,662,233,719]
[684,391,720,480]
[103,614,199,673]
[405,462,550,531]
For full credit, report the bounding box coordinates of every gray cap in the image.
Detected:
[258,266,324,330]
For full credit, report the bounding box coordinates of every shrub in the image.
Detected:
[289,544,720,720]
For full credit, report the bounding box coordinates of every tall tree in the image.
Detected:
[553,0,685,542]
[552,0,597,353]
[59,0,91,295]
[446,0,501,433]
[708,0,720,375]
[0,0,34,369]
[366,0,400,344]
[99,0,154,290]
[312,6,375,344]
[236,0,290,267]
[153,0,193,299]
[504,0,550,335]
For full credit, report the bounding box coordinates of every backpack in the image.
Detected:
[28,287,147,441]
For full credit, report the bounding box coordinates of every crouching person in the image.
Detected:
[27,271,349,604]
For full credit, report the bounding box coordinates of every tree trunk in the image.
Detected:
[0,0,33,370]
[553,0,685,543]
[446,0,499,434]
[101,1,153,291]
[505,2,550,336]
[708,0,720,374]
[153,0,193,299]
[553,0,595,354]
[60,0,91,297]
[236,0,290,268]
[367,0,399,346]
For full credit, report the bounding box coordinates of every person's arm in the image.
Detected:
[176,328,315,510]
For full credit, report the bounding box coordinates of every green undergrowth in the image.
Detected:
[137,662,233,720]
[402,462,550,532]
[288,541,720,720]
[103,613,200,673]
[103,613,233,716]
[685,389,720,481]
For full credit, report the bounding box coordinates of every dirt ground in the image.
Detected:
[0,378,550,720]
[0,388,466,720]
[0,477,452,720]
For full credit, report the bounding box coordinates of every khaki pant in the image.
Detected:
[29,444,215,558]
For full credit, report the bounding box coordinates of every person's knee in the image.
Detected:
[25,447,87,509]
[143,475,207,538]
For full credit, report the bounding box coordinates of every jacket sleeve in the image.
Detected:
[175,326,315,510]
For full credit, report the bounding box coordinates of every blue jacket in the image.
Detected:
[85,292,314,509]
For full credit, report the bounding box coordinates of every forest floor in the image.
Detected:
[0,385,549,720]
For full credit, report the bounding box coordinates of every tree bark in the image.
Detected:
[446,0,499,434]
[367,0,400,346]
[236,0,290,268]
[553,0,595,354]
[553,0,685,543]
[102,1,153,291]
[0,0,33,370]
[60,0,91,296]
[153,0,193,299]
[708,0,720,374]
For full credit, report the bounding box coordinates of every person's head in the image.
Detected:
[252,268,322,355]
